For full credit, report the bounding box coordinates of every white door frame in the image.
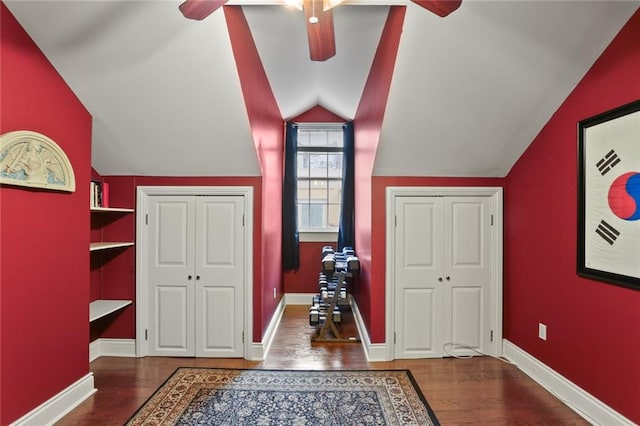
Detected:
[385,186,503,361]
[135,186,253,359]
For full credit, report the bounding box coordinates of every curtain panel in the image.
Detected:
[282,122,300,270]
[338,121,355,251]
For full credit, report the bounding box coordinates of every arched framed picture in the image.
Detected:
[0,130,76,192]
[577,99,640,290]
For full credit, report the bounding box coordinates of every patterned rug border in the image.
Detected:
[126,367,440,425]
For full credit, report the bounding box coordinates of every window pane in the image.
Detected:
[297,131,310,146]
[298,203,328,229]
[328,154,342,177]
[328,130,343,147]
[297,180,309,203]
[308,131,328,147]
[328,180,342,203]
[310,204,326,228]
[298,204,310,228]
[327,203,341,228]
[309,179,327,202]
[297,152,310,178]
[309,154,328,177]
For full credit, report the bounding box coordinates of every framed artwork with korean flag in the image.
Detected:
[578,99,640,290]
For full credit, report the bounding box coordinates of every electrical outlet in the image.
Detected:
[273,288,277,299]
[538,323,547,341]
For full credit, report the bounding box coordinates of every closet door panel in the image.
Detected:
[397,288,439,357]
[156,286,190,350]
[147,196,196,356]
[195,196,244,357]
[443,197,492,357]
[450,287,482,348]
[197,286,238,357]
[394,197,444,358]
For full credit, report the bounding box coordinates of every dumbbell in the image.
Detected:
[321,246,335,258]
[322,254,336,274]
[309,306,320,326]
[342,246,355,256]
[346,255,359,272]
[339,288,347,301]
[332,308,341,323]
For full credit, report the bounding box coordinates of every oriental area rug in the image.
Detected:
[126,367,440,425]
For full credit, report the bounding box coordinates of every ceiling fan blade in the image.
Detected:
[304,0,336,62]
[179,0,229,20]
[410,0,462,17]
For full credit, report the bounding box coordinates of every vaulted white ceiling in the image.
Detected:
[5,0,638,177]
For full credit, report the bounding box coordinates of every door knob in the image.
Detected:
[188,275,192,280]
[438,277,443,282]
[446,276,451,281]
[196,275,201,281]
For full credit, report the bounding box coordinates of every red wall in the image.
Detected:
[352,6,406,343]
[504,9,640,422]
[225,6,285,341]
[0,4,92,423]
[91,176,262,341]
[290,105,345,122]
[284,242,335,293]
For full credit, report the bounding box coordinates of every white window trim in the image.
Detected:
[299,231,338,243]
[295,123,345,236]
[296,122,346,130]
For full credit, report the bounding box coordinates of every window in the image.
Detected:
[296,124,344,232]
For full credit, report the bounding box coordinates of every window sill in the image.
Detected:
[299,231,338,243]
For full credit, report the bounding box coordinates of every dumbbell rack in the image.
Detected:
[311,272,350,343]
[311,244,361,343]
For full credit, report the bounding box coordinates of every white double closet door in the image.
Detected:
[146,195,245,357]
[394,195,493,359]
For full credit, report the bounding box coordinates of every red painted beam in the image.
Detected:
[179,0,229,20]
[411,0,462,17]
[304,0,336,61]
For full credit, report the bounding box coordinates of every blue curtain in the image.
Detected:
[338,121,355,251]
[282,122,299,271]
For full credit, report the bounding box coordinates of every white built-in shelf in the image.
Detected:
[91,207,134,213]
[89,299,132,322]
[90,241,134,252]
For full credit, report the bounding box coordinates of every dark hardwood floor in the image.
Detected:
[58,305,588,425]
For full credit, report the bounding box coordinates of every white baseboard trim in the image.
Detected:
[250,297,286,360]
[89,338,136,362]
[503,340,634,426]
[285,293,316,305]
[11,373,96,426]
[89,339,100,362]
[350,297,387,362]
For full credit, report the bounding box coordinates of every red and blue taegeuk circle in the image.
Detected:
[608,172,640,221]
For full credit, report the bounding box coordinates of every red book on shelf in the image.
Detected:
[102,182,109,208]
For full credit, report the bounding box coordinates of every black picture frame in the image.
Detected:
[577,99,640,290]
